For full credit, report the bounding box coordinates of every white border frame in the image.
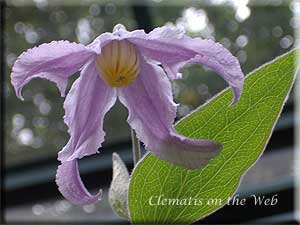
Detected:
[4,0,300,223]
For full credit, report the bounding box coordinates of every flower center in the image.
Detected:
[95,40,140,87]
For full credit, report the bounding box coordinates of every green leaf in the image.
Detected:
[128,49,300,224]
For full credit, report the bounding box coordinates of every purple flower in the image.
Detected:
[11,24,244,205]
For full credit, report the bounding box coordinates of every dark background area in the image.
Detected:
[1,0,299,224]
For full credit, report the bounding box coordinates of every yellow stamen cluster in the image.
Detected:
[95,40,140,87]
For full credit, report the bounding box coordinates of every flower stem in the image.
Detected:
[131,129,141,165]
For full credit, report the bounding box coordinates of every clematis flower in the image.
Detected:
[11,24,244,205]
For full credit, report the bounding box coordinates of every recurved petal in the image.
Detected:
[11,40,95,100]
[118,57,221,170]
[126,25,244,104]
[171,38,245,104]
[155,131,221,169]
[56,159,102,205]
[58,61,117,162]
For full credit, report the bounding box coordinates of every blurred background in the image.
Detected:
[2,0,300,224]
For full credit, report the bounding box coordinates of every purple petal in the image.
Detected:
[87,24,131,54]
[58,61,117,162]
[118,56,221,170]
[87,24,148,55]
[126,25,244,104]
[11,40,95,100]
[87,32,118,54]
[56,159,102,205]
